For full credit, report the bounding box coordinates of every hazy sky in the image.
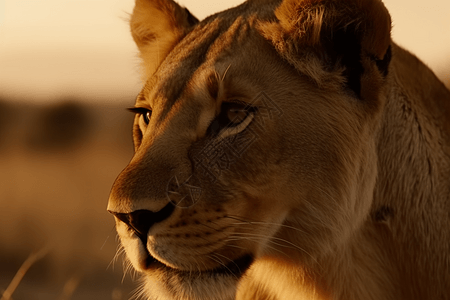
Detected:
[0,0,449,103]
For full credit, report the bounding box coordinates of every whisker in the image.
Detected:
[229,235,293,251]
[208,254,239,280]
[198,222,226,234]
[130,280,146,300]
[225,215,307,234]
[231,232,305,251]
[229,233,319,266]
[108,243,125,271]
[224,237,289,257]
[221,243,247,252]
[212,252,238,267]
[122,257,138,283]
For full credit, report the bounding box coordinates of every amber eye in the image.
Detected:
[208,102,256,136]
[128,107,152,125]
[226,105,248,125]
[221,102,256,127]
[142,111,151,125]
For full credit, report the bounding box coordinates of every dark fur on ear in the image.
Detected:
[259,0,392,99]
[184,8,199,27]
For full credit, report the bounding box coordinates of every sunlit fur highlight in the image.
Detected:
[130,0,197,79]
[108,0,450,299]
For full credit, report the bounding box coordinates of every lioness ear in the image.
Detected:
[260,0,392,99]
[130,0,199,78]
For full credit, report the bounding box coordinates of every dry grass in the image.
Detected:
[1,247,50,300]
[0,245,134,300]
[0,101,136,299]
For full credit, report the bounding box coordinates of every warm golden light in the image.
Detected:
[0,1,448,299]
[0,0,448,102]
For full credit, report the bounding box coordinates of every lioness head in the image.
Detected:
[108,0,393,299]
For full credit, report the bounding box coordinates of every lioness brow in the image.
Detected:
[128,107,151,115]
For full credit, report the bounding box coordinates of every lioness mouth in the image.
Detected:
[134,221,254,277]
[143,248,254,278]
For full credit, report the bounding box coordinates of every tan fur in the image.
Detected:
[108,0,450,299]
[130,0,198,78]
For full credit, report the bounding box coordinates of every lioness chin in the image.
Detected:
[107,0,450,299]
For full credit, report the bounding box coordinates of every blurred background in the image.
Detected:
[0,0,449,299]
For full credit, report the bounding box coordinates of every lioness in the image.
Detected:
[107,0,450,299]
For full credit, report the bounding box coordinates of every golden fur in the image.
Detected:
[108,0,450,299]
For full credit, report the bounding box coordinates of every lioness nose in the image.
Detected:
[108,203,174,241]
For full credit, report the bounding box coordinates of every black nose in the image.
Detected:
[109,203,175,243]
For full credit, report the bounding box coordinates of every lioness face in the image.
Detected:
[108,0,391,299]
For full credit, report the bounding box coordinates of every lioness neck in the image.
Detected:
[312,44,450,300]
[239,44,450,300]
[350,43,450,300]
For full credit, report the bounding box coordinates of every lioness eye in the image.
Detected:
[128,107,152,125]
[227,107,247,125]
[220,102,255,128]
[142,111,151,125]
[207,102,256,136]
